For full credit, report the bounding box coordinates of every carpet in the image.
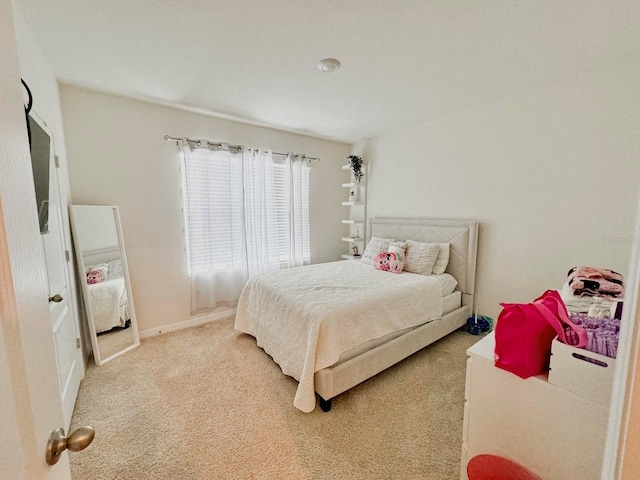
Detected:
[97,325,136,360]
[69,317,479,479]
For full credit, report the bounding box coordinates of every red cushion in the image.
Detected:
[467,455,541,480]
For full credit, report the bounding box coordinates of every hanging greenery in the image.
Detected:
[347,155,364,182]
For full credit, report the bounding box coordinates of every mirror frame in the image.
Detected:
[69,205,140,365]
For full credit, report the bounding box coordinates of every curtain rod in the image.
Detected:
[163,135,320,162]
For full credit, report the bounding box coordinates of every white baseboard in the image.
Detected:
[139,309,236,339]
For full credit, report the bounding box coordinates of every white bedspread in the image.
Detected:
[234,260,443,412]
[88,277,127,333]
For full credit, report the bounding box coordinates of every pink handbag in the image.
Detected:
[494,290,587,379]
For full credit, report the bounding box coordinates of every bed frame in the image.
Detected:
[314,218,479,412]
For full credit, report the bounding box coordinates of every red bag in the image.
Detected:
[494,290,587,379]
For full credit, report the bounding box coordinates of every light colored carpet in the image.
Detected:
[69,317,480,479]
[97,325,135,360]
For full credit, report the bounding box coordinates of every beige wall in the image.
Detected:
[60,86,350,333]
[353,65,640,319]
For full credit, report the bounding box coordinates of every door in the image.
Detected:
[0,0,72,477]
[29,111,84,429]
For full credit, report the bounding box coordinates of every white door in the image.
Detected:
[30,112,84,429]
[0,0,74,477]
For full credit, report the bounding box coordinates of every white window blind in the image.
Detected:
[272,156,310,265]
[181,148,310,279]
[181,148,244,276]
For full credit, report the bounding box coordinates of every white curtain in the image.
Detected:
[286,154,310,268]
[181,144,280,314]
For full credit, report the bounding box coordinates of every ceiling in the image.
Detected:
[15,0,640,143]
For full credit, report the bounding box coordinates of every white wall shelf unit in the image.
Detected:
[341,162,366,261]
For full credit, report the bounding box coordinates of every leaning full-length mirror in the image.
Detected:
[69,205,139,365]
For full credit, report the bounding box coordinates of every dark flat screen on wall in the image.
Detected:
[28,115,51,234]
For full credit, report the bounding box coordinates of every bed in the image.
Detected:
[234,218,478,412]
[83,247,130,334]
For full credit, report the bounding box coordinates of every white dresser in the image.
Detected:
[461,332,609,480]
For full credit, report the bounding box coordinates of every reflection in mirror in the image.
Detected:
[69,205,139,365]
[27,114,51,234]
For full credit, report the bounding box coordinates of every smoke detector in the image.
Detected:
[318,58,341,74]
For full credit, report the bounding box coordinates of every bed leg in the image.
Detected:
[319,396,332,412]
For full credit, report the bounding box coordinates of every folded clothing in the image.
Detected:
[560,282,622,316]
[560,283,593,313]
[567,266,624,299]
[564,314,620,359]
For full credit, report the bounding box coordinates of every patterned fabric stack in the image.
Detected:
[561,266,624,316]
[567,266,625,298]
[559,266,625,359]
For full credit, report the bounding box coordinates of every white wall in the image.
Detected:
[60,86,350,333]
[353,65,640,320]
[12,7,88,360]
[71,207,119,252]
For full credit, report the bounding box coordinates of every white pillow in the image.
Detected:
[432,273,458,296]
[432,243,451,275]
[388,240,407,262]
[361,236,393,265]
[403,240,440,275]
[85,262,108,275]
[108,259,124,280]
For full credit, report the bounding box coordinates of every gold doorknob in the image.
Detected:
[46,426,95,466]
[49,294,63,303]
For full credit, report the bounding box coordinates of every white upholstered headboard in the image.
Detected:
[370,218,479,307]
[82,246,121,268]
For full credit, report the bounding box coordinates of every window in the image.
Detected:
[181,148,245,276]
[272,156,310,265]
[181,147,310,278]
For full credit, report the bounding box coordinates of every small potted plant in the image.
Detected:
[347,155,364,183]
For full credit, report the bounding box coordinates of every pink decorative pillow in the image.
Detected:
[374,251,404,274]
[86,269,106,284]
